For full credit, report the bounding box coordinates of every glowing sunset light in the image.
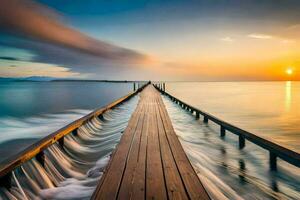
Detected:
[286,68,293,75]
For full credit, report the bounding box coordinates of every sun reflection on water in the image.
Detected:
[285,81,292,111]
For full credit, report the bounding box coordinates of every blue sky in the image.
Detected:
[1,0,300,80]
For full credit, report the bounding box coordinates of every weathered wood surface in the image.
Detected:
[92,85,210,200]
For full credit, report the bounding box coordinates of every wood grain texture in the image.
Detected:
[93,85,210,200]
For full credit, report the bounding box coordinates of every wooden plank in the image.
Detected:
[157,97,210,200]
[145,88,168,200]
[154,102,189,200]
[93,85,210,200]
[117,102,147,199]
[92,101,145,199]
[130,101,149,199]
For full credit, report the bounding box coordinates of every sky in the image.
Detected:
[0,0,300,81]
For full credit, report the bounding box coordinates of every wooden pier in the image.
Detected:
[3,82,299,199]
[92,85,210,199]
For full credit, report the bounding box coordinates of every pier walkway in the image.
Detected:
[92,85,210,199]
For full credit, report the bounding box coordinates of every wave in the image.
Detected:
[0,96,138,199]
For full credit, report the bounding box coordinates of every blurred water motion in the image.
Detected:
[0,95,138,199]
[163,95,300,200]
[0,81,133,162]
[166,81,300,153]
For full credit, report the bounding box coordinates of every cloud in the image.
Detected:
[247,33,273,39]
[0,56,21,61]
[0,63,79,78]
[0,0,148,64]
[220,37,234,42]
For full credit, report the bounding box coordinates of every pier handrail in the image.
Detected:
[0,83,148,180]
[154,84,300,170]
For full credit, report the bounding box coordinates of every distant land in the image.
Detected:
[0,76,138,83]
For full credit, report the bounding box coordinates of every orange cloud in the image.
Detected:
[0,0,148,63]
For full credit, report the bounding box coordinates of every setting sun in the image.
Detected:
[286,68,293,75]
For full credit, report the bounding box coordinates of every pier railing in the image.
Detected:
[0,82,149,186]
[154,83,300,171]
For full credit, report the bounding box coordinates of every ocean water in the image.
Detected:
[165,81,300,153]
[0,81,299,199]
[0,81,134,163]
[162,92,300,200]
[0,95,139,199]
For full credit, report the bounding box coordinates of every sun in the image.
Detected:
[286,68,293,75]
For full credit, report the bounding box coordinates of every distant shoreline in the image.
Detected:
[0,77,141,83]
[52,79,136,83]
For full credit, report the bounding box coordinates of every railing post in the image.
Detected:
[195,111,200,119]
[270,152,277,171]
[36,151,45,167]
[220,126,226,137]
[133,82,136,91]
[72,129,78,136]
[203,116,208,123]
[58,137,64,147]
[0,172,11,189]
[239,134,245,149]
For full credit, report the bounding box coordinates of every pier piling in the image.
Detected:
[220,126,226,137]
[196,111,200,119]
[36,151,45,167]
[0,172,11,189]
[270,152,277,171]
[72,129,78,136]
[239,135,245,149]
[58,137,64,147]
[203,116,208,123]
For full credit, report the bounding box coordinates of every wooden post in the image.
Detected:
[203,116,208,123]
[133,82,136,91]
[220,126,226,137]
[270,152,277,171]
[72,129,78,136]
[36,151,45,167]
[163,82,166,92]
[0,172,11,188]
[98,114,104,120]
[239,135,245,149]
[58,137,64,147]
[196,111,200,119]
